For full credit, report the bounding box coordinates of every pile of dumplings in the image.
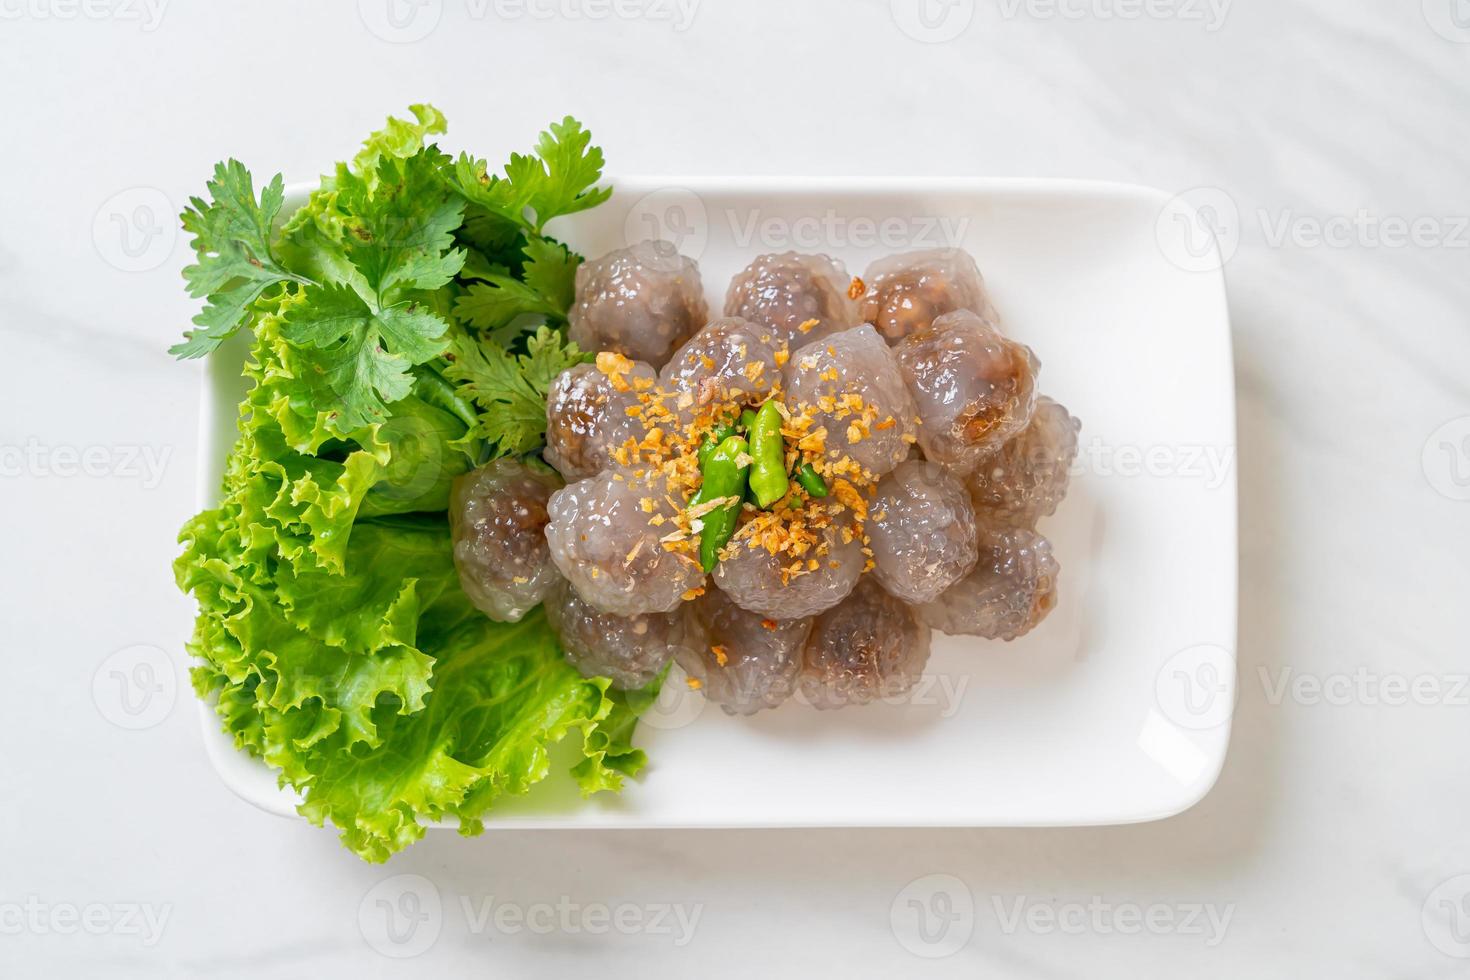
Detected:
[449,242,1081,715]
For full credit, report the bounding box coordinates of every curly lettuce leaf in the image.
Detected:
[174,107,652,863]
[297,601,641,861]
[207,294,436,575]
[181,508,646,862]
[352,103,447,185]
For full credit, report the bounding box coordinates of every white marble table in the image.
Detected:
[3,1,1469,975]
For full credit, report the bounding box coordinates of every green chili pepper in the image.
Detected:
[693,434,749,573]
[739,407,758,433]
[795,463,829,498]
[697,422,738,469]
[748,400,790,508]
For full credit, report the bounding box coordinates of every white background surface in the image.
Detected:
[2,1,1468,976]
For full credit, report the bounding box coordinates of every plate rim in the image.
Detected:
[190,174,1238,830]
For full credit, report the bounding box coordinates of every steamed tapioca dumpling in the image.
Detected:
[677,588,811,716]
[545,579,697,690]
[569,239,708,368]
[783,324,918,479]
[916,522,1059,641]
[894,308,1039,476]
[723,251,858,347]
[968,396,1081,528]
[713,507,864,620]
[866,460,979,604]
[859,247,998,345]
[659,316,781,423]
[545,466,704,617]
[543,359,658,481]
[798,578,932,709]
[449,459,563,623]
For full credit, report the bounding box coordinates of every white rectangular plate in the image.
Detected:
[196,177,1237,829]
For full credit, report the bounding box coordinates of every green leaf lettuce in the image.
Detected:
[173,107,646,862]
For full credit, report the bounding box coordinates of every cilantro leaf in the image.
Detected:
[171,161,310,358]
[336,151,465,301]
[531,117,614,222]
[281,283,449,430]
[454,276,562,336]
[453,237,580,342]
[521,236,580,311]
[450,116,612,234]
[280,150,466,429]
[521,321,591,391]
[458,206,523,263]
[444,326,591,455]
